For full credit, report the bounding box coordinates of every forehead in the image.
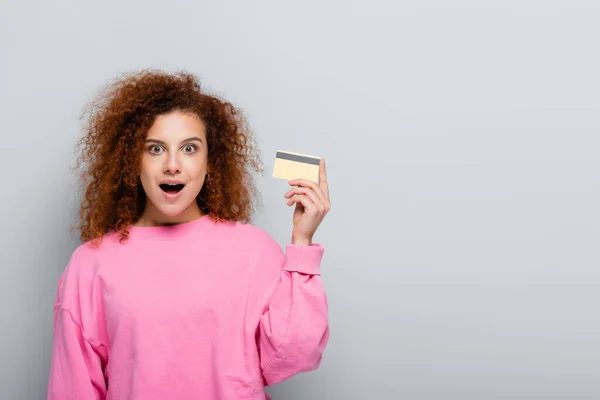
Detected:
[146,111,206,141]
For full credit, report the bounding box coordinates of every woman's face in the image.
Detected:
[138,110,209,225]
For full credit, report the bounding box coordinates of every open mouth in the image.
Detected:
[159,183,185,194]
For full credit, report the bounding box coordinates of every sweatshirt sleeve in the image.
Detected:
[47,306,107,400]
[254,240,330,386]
[47,251,108,400]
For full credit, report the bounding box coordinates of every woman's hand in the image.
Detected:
[284,159,331,246]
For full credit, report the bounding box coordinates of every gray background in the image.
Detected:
[1,0,599,399]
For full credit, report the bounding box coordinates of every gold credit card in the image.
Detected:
[272,150,321,183]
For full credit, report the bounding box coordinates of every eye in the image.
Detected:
[148,145,163,154]
[183,144,197,153]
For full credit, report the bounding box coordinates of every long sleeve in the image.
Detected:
[47,306,107,400]
[47,250,108,400]
[255,242,330,386]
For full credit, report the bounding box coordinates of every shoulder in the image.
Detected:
[232,220,270,240]
[68,232,123,265]
[232,220,279,245]
[56,234,122,302]
[230,220,283,257]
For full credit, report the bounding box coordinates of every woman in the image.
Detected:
[47,70,331,400]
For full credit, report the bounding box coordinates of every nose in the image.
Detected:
[163,153,181,175]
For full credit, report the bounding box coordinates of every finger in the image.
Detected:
[318,158,330,202]
[284,187,323,210]
[287,178,329,210]
[284,185,319,200]
[286,183,327,209]
[288,178,326,204]
[287,194,317,212]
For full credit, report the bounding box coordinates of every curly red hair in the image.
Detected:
[73,69,263,244]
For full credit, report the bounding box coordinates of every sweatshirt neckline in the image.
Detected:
[126,214,214,240]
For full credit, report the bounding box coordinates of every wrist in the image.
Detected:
[291,236,312,246]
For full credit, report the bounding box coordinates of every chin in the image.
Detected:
[157,199,195,217]
[158,201,192,217]
[158,207,185,218]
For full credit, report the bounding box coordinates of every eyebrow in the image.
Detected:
[145,137,204,145]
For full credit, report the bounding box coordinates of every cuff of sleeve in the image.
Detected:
[283,243,324,275]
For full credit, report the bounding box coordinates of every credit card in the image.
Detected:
[272,150,321,183]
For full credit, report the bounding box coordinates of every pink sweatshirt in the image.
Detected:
[47,215,329,400]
